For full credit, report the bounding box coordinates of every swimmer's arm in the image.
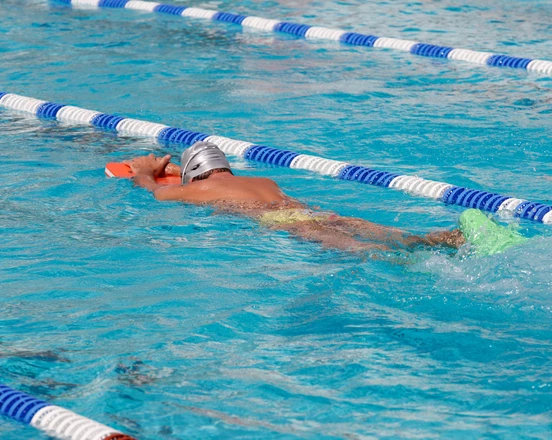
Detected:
[132,163,180,189]
[132,175,208,203]
[127,156,209,203]
[152,183,213,203]
[125,154,176,193]
[133,173,165,193]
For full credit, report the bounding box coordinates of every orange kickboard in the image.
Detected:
[105,162,181,185]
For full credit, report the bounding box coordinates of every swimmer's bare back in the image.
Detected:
[156,174,298,206]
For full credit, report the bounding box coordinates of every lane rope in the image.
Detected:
[0,383,136,440]
[1,90,550,224]
[52,0,552,76]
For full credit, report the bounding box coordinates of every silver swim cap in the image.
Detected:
[181,141,232,184]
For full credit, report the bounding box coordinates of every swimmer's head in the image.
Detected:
[181,141,232,184]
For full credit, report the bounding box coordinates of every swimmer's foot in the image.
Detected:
[404,228,465,249]
[458,209,528,256]
[424,228,466,249]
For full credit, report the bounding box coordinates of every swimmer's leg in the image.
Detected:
[324,216,411,243]
[326,216,464,249]
[272,222,390,252]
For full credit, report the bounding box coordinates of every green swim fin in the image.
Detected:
[458,209,528,256]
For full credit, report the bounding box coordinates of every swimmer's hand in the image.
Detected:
[124,154,172,178]
[164,162,181,176]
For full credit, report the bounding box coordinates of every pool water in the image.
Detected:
[1,0,551,438]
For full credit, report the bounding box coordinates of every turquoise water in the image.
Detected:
[1,0,551,438]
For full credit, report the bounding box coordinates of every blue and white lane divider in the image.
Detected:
[0,383,135,440]
[52,0,552,76]
[1,91,551,224]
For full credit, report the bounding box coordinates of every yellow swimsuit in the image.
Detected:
[260,209,334,227]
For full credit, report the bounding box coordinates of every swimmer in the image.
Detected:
[123,141,466,253]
